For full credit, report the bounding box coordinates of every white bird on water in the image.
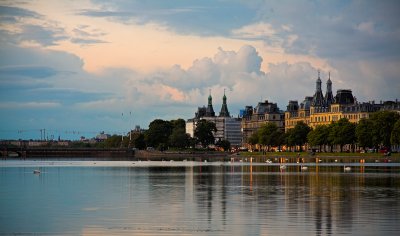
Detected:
[280,164,286,170]
[344,166,351,171]
[301,165,308,171]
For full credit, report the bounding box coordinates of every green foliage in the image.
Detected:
[284,128,295,147]
[216,139,231,151]
[170,118,186,130]
[391,119,400,146]
[307,125,330,151]
[248,132,259,145]
[258,123,284,150]
[144,119,173,150]
[103,135,123,148]
[133,133,146,150]
[355,118,374,149]
[329,118,356,152]
[169,127,190,149]
[369,111,400,148]
[194,119,217,148]
[288,121,311,151]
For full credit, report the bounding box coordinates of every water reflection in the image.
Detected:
[0,162,399,235]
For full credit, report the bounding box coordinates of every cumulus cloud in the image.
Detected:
[122,45,322,117]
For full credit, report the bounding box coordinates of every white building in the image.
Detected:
[186,92,242,147]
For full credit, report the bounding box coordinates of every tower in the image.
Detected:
[219,89,230,117]
[205,89,215,117]
[324,72,334,106]
[312,70,324,107]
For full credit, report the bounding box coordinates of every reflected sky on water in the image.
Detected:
[0,161,399,235]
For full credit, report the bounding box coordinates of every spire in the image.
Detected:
[316,69,322,92]
[205,89,215,117]
[312,70,324,107]
[219,89,230,117]
[325,71,334,106]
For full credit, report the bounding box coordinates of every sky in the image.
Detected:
[0,0,399,140]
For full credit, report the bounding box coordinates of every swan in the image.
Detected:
[280,164,286,170]
[344,166,351,171]
[301,165,308,171]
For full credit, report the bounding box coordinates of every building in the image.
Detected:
[285,72,400,131]
[186,91,242,147]
[241,100,285,147]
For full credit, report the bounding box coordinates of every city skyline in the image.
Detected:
[1,1,399,140]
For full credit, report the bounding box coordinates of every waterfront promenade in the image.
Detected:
[1,146,398,163]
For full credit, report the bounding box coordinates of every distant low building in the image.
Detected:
[95,132,110,141]
[186,91,242,147]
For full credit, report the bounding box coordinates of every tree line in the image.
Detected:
[248,111,400,152]
[81,118,229,151]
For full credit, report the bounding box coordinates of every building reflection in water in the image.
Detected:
[190,164,400,235]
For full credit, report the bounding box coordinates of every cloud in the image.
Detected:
[0,5,42,19]
[0,5,66,47]
[77,1,256,36]
[251,1,400,60]
[0,66,57,78]
[0,101,61,109]
[70,38,108,45]
[231,22,276,39]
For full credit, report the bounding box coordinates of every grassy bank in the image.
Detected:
[239,151,399,158]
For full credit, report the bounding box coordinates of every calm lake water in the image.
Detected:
[1,160,400,235]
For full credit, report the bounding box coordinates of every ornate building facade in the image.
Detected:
[285,72,400,131]
[240,100,285,146]
[186,92,242,146]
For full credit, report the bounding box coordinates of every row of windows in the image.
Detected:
[285,113,369,127]
[286,120,310,127]
[311,113,368,123]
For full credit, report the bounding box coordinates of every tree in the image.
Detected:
[289,121,311,151]
[194,119,217,148]
[144,119,173,150]
[355,118,374,150]
[370,111,400,148]
[329,118,356,152]
[248,132,259,145]
[133,133,146,150]
[284,128,296,151]
[391,119,400,148]
[169,127,190,149]
[171,118,186,130]
[104,135,123,148]
[216,139,231,151]
[307,125,329,152]
[258,123,283,151]
[274,129,285,151]
[247,131,259,151]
